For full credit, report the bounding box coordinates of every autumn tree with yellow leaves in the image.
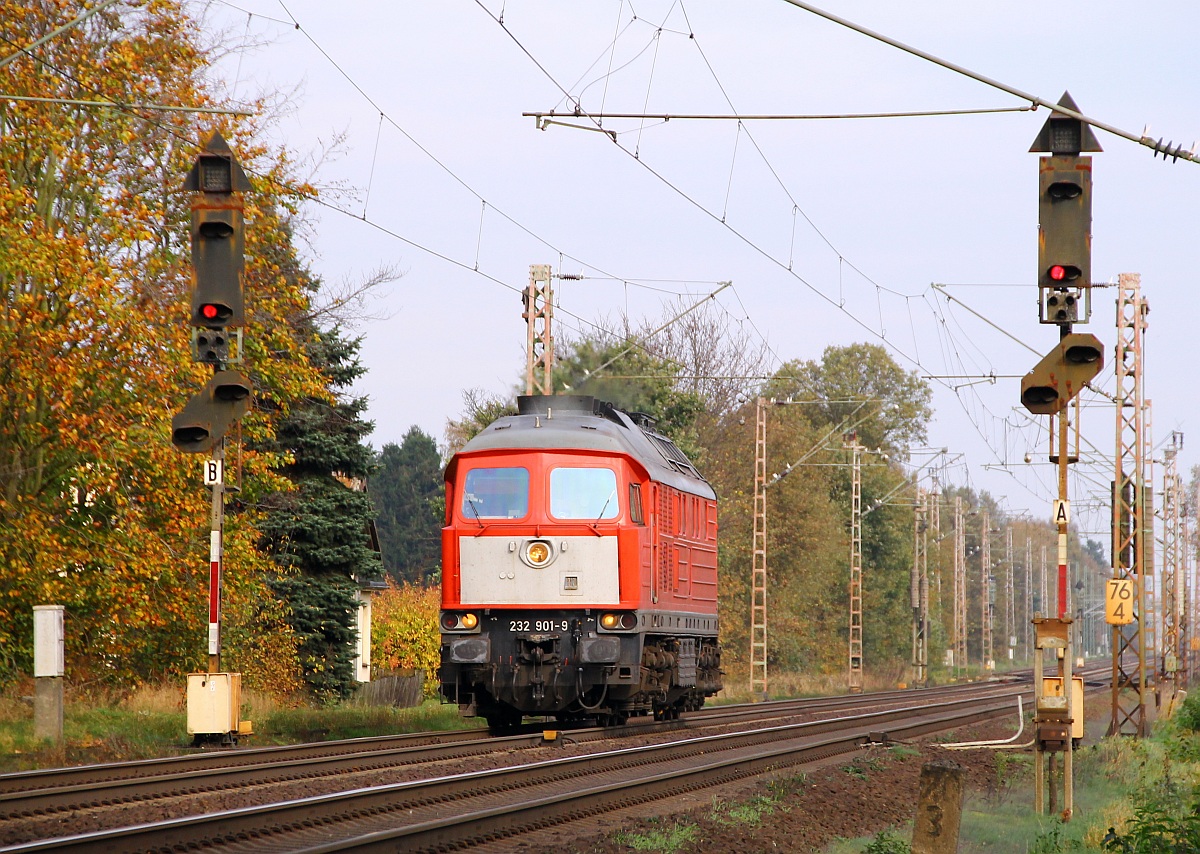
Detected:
[0,0,366,695]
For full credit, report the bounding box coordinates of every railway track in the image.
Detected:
[0,678,1031,825]
[0,678,1059,853]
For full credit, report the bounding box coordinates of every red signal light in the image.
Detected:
[1046,264,1082,284]
[197,302,234,326]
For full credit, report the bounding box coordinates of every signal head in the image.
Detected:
[1019,333,1104,415]
[1036,154,1092,313]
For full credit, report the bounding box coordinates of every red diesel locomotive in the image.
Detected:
[438,394,722,729]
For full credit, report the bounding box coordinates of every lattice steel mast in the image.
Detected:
[1025,536,1034,658]
[750,397,768,699]
[1040,546,1048,618]
[911,487,929,687]
[1111,272,1150,736]
[1161,433,1183,699]
[1006,527,1015,664]
[523,264,554,396]
[954,496,967,676]
[846,431,865,692]
[982,510,994,670]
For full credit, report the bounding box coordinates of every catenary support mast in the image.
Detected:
[524,264,554,396]
[846,431,865,692]
[750,397,768,699]
[1111,273,1150,736]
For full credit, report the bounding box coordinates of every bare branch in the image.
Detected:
[304,264,403,328]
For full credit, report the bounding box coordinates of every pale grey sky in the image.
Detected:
[202,0,1200,544]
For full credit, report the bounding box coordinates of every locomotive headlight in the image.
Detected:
[599,612,637,631]
[525,540,552,566]
[440,612,481,633]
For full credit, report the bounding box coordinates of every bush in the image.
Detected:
[1173,694,1200,732]
[864,830,911,854]
[372,582,440,696]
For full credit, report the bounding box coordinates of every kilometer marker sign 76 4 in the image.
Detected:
[1105,579,1134,626]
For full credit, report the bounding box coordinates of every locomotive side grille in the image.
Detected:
[657,488,674,596]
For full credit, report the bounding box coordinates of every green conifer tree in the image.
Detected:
[372,427,444,586]
[259,327,382,700]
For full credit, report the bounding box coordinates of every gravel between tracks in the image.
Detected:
[498,721,1005,853]
[504,697,1112,854]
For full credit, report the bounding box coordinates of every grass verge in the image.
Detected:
[0,682,471,773]
[826,698,1200,853]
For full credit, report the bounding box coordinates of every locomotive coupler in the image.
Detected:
[529,644,547,702]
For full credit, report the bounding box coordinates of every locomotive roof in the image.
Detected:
[449,395,715,499]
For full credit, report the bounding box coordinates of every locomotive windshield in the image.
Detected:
[550,468,620,520]
[462,467,529,518]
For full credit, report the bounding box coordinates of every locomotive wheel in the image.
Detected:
[653,704,680,722]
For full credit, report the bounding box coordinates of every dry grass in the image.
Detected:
[0,694,28,726]
[715,668,920,704]
[119,682,184,714]
[242,688,299,723]
[108,682,303,733]
[1082,799,1135,849]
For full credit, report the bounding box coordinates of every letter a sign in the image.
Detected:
[1053,499,1070,526]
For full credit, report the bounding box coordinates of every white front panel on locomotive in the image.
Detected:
[458,535,620,605]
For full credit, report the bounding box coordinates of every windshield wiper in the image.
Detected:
[590,490,616,535]
[465,497,487,534]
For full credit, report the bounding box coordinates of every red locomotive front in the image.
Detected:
[439,394,721,729]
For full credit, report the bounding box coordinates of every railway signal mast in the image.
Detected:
[1023,94,1104,817]
[173,132,253,745]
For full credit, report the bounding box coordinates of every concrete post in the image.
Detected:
[33,678,63,743]
[912,759,965,854]
[32,605,64,744]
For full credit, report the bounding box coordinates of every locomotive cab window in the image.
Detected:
[550,468,620,520]
[462,467,529,518]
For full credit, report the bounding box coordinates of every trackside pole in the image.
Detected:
[208,441,224,673]
[1057,407,1074,818]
